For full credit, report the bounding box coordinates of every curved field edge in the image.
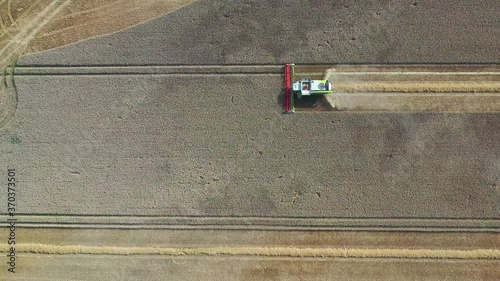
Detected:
[22,0,200,54]
[0,0,72,129]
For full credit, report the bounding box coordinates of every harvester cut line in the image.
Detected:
[11,64,283,76]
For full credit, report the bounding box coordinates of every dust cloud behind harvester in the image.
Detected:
[293,65,500,112]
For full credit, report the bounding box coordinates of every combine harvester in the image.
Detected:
[284,63,334,113]
[283,63,500,113]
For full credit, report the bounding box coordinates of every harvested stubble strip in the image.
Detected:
[1,244,500,259]
[333,82,500,93]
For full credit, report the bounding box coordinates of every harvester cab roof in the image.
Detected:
[292,78,333,98]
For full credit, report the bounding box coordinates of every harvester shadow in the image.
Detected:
[278,91,334,112]
[277,89,285,106]
[295,95,334,111]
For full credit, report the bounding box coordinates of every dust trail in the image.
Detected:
[0,0,71,129]
[322,67,500,111]
[332,82,500,93]
[1,244,499,259]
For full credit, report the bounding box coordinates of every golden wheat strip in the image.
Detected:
[1,244,499,259]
